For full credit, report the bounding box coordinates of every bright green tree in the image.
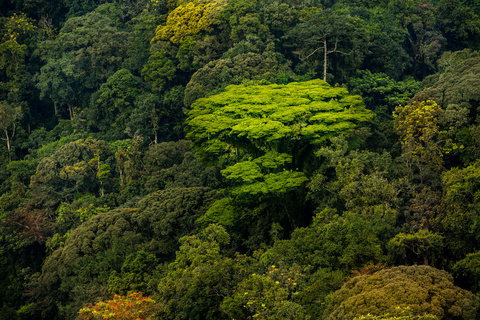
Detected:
[186,79,373,165]
[187,79,374,227]
[153,0,228,44]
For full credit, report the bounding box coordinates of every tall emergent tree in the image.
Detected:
[186,79,374,225]
[289,9,367,82]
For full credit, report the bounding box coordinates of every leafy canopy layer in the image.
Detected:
[186,79,374,218]
[186,79,374,162]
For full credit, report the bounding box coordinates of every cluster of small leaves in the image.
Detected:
[393,100,449,171]
[1,13,36,43]
[354,307,438,320]
[265,264,306,296]
[187,79,373,160]
[323,265,478,320]
[222,264,309,320]
[78,292,156,320]
[154,0,228,44]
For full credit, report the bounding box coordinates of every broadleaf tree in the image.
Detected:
[186,79,374,225]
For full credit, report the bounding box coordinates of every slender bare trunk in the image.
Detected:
[68,104,74,120]
[4,128,11,162]
[323,38,328,82]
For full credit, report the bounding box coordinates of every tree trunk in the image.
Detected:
[4,128,11,162]
[323,37,328,82]
[68,104,74,120]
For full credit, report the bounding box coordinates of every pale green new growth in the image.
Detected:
[187,80,373,224]
[186,79,374,158]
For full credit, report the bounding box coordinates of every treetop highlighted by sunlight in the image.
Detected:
[153,0,228,44]
[186,79,374,162]
[185,79,374,203]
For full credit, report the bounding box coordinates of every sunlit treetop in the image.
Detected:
[186,79,374,162]
[186,79,374,202]
[153,0,228,44]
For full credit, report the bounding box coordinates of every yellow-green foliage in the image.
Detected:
[324,265,478,320]
[0,13,36,80]
[222,264,309,320]
[153,0,228,44]
[355,307,438,320]
[187,79,373,152]
[387,230,443,265]
[186,79,373,214]
[393,100,458,171]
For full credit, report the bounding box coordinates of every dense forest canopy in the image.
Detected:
[1,0,480,319]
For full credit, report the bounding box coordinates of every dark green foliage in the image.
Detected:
[387,230,444,266]
[35,6,133,118]
[263,208,389,273]
[87,69,141,139]
[2,0,480,318]
[29,138,113,210]
[454,250,480,294]
[287,9,368,82]
[156,224,255,320]
[350,7,411,79]
[437,0,480,50]
[141,50,177,92]
[347,70,420,115]
[323,265,478,320]
[33,187,217,320]
[307,136,402,218]
[184,51,292,107]
[439,159,480,258]
[143,140,220,192]
[415,52,480,119]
